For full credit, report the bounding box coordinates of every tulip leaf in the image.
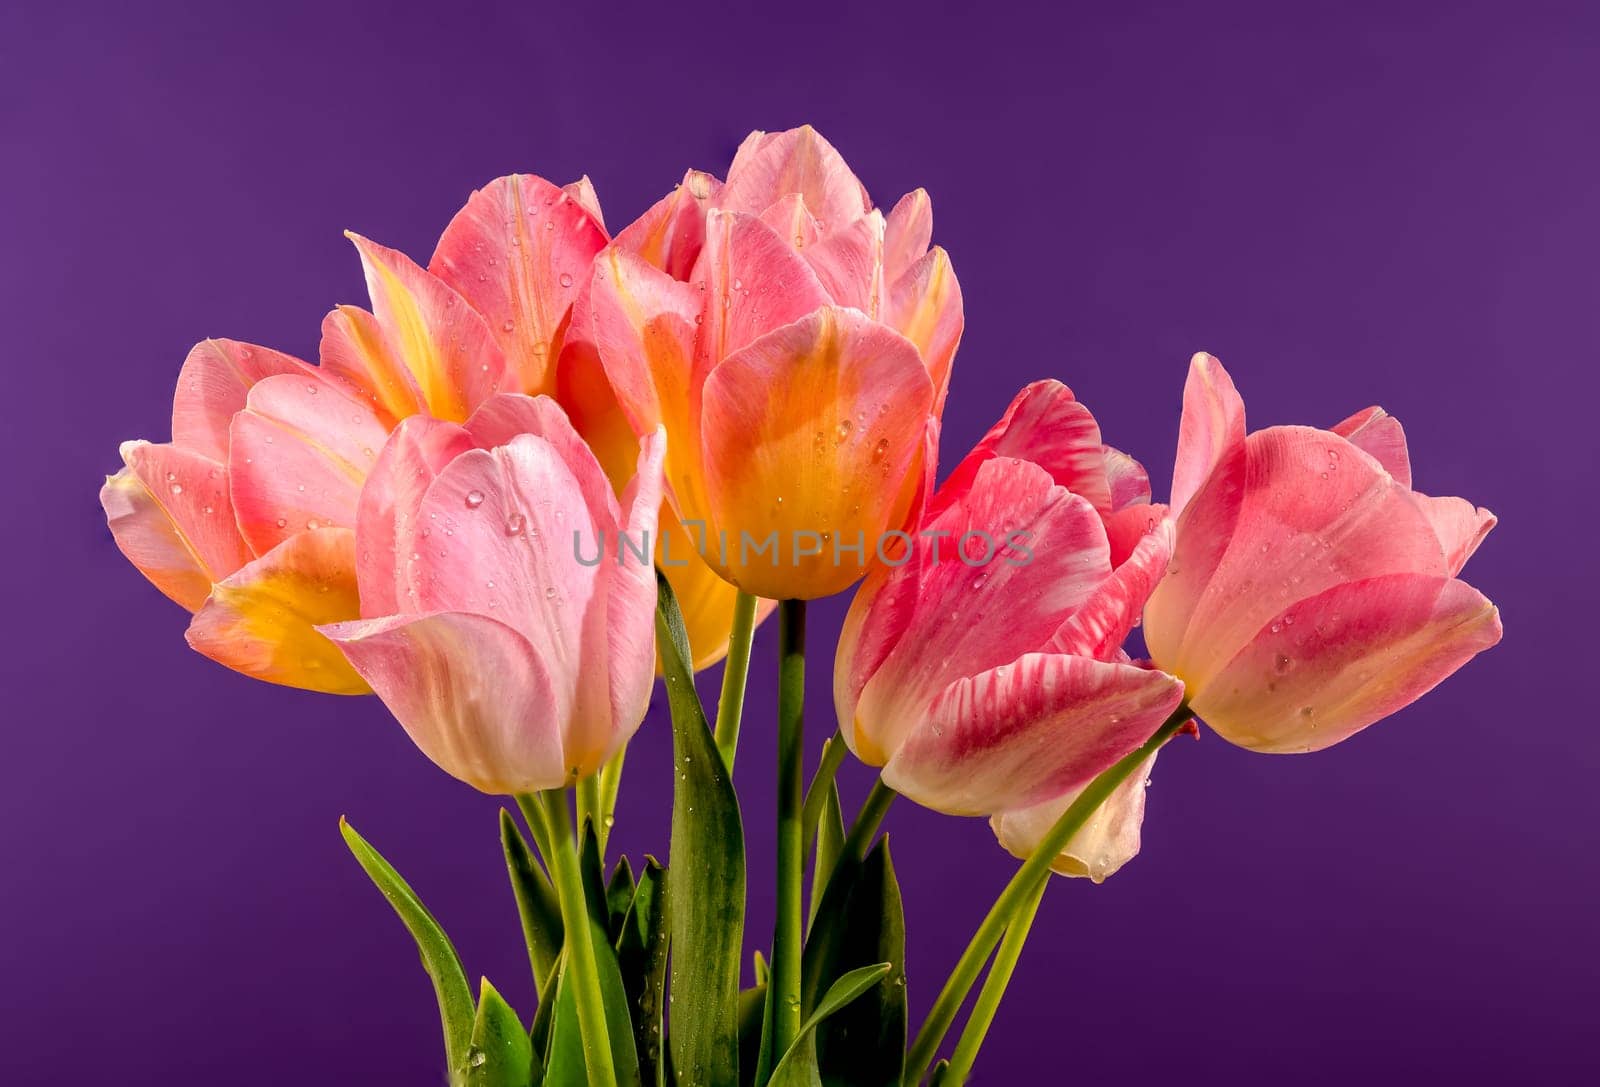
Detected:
[543,914,643,1087]
[607,854,637,944]
[656,572,746,1087]
[766,963,894,1087]
[615,858,669,1086]
[800,839,907,1087]
[529,956,562,1072]
[465,977,534,1087]
[501,809,563,994]
[579,819,610,928]
[340,817,476,1074]
[807,781,845,933]
[738,981,769,1087]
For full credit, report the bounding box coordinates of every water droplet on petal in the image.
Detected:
[465,489,485,509]
[559,272,574,288]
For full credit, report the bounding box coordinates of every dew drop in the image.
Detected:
[559,272,574,288]
[465,489,485,509]
[169,483,183,495]
[545,586,557,599]
[505,512,526,536]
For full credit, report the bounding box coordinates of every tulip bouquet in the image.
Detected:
[100,126,1501,1086]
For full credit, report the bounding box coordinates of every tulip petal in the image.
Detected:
[187,528,367,694]
[347,231,507,421]
[317,305,426,424]
[616,170,719,279]
[803,210,885,315]
[563,175,606,228]
[699,306,933,599]
[883,189,932,284]
[990,749,1158,882]
[698,209,831,369]
[321,610,566,792]
[228,374,387,554]
[355,415,475,617]
[717,125,870,228]
[758,193,823,254]
[1049,519,1174,661]
[928,380,1110,521]
[171,339,315,462]
[1171,352,1246,516]
[101,442,252,611]
[1147,425,1451,689]
[1332,406,1412,487]
[1194,574,1502,753]
[429,175,609,396]
[884,246,962,413]
[1103,446,1152,510]
[465,393,621,527]
[848,458,1114,764]
[886,653,1183,815]
[598,427,666,761]
[1414,494,1496,575]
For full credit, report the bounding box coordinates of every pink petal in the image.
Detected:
[563,175,606,229]
[698,306,932,599]
[885,653,1183,816]
[429,175,608,397]
[717,125,870,228]
[1332,406,1411,487]
[320,610,567,792]
[1194,574,1502,753]
[347,231,508,421]
[317,305,426,424]
[848,458,1114,765]
[1048,519,1174,661]
[1171,352,1246,516]
[759,193,823,255]
[1412,493,1497,575]
[101,442,252,611]
[186,527,367,694]
[1145,425,1450,690]
[615,170,720,279]
[228,374,388,554]
[171,338,315,462]
[928,380,1111,521]
[1103,445,1152,510]
[697,209,831,369]
[803,210,885,314]
[884,246,963,413]
[990,749,1158,883]
[355,415,475,617]
[883,189,933,284]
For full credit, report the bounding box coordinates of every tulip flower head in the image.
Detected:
[100,176,608,692]
[834,381,1184,818]
[585,125,963,600]
[1144,353,1502,753]
[321,398,666,794]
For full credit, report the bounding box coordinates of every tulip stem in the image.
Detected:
[539,789,617,1087]
[841,778,896,861]
[772,598,807,1057]
[715,590,760,770]
[941,878,1048,1084]
[515,793,555,873]
[903,704,1195,1085]
[576,774,602,849]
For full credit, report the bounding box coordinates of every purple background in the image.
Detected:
[5,1,1595,1082]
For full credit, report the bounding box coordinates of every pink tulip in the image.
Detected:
[989,748,1157,883]
[584,125,963,599]
[834,381,1183,817]
[321,396,665,794]
[100,175,608,692]
[1144,353,1502,753]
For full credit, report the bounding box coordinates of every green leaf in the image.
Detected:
[656,572,745,1087]
[542,916,643,1087]
[340,817,475,1074]
[766,964,893,1087]
[529,957,562,1073]
[579,818,610,928]
[501,809,563,994]
[737,982,768,1087]
[928,1059,952,1086]
[807,781,845,933]
[800,840,907,1087]
[615,859,670,1086]
[607,854,637,944]
[465,978,534,1087]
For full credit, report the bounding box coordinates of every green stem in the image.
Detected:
[714,590,760,770]
[539,790,616,1087]
[576,774,601,846]
[840,778,896,862]
[772,599,807,1056]
[800,730,849,856]
[942,879,1047,1083]
[903,704,1194,1085]
[596,747,625,857]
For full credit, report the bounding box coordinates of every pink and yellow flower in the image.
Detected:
[585,126,963,600]
[319,400,665,794]
[100,176,609,692]
[834,381,1182,816]
[1144,353,1503,752]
